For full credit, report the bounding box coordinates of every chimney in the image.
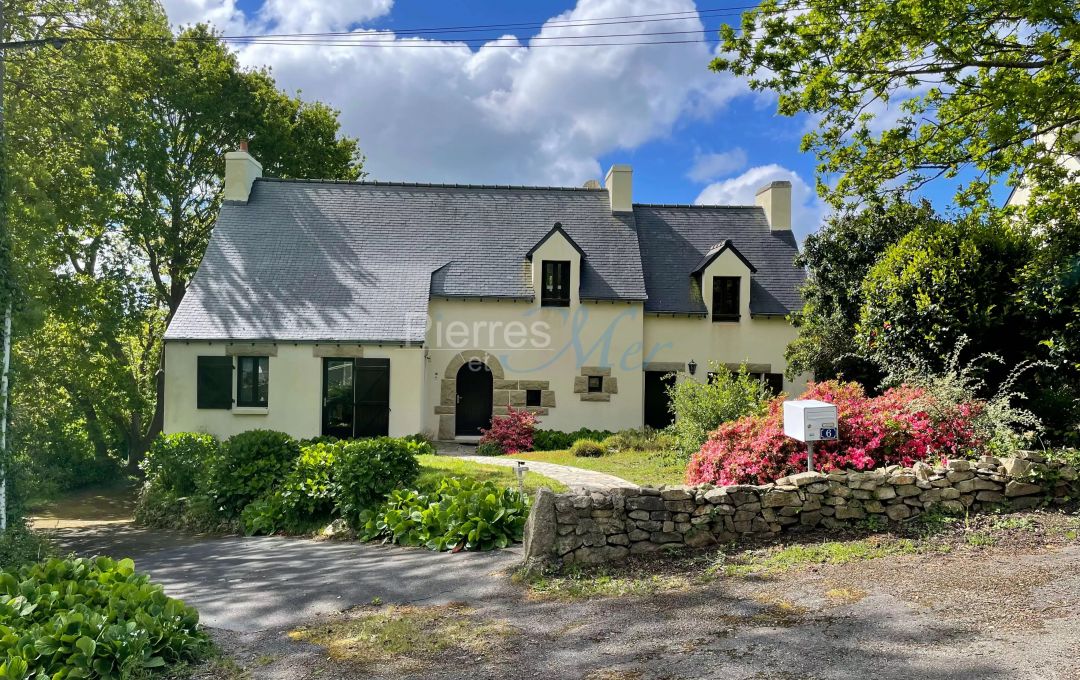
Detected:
[224,143,263,203]
[605,164,633,213]
[755,180,791,231]
[582,179,601,190]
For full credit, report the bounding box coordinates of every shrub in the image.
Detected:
[687,380,984,486]
[242,442,343,535]
[134,487,238,534]
[358,478,529,551]
[475,441,503,457]
[0,557,209,677]
[0,523,52,573]
[570,440,607,458]
[532,428,614,451]
[667,364,770,455]
[206,430,301,515]
[600,428,676,453]
[141,432,219,496]
[479,406,537,454]
[334,437,427,525]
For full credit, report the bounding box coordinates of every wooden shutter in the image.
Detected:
[197,356,233,409]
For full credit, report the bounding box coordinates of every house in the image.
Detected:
[163,147,808,441]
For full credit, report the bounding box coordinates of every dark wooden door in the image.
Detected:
[644,371,676,430]
[322,358,355,439]
[455,360,492,436]
[354,358,390,437]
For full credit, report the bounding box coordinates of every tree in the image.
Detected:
[6,0,363,477]
[786,199,939,384]
[712,0,1080,209]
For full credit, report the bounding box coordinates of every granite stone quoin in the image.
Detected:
[522,451,1079,567]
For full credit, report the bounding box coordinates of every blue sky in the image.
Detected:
[162,0,993,241]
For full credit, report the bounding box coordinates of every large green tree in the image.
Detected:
[6,0,363,480]
[712,0,1080,209]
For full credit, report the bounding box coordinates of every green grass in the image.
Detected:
[520,567,710,601]
[716,537,929,578]
[510,448,686,487]
[416,455,568,494]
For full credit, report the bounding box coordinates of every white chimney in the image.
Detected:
[755,180,792,231]
[605,164,633,213]
[224,141,262,203]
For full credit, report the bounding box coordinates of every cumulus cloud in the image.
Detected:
[159,0,750,186]
[686,148,748,183]
[695,164,827,242]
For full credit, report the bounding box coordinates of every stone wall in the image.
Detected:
[522,451,1078,567]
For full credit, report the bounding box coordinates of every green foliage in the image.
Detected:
[0,556,209,677]
[599,428,676,453]
[531,428,614,451]
[711,0,1080,210]
[666,365,770,455]
[333,438,427,526]
[787,200,940,382]
[359,478,529,552]
[241,442,342,535]
[133,487,238,535]
[207,430,301,515]
[141,433,219,496]
[0,524,52,574]
[570,440,607,458]
[475,442,504,457]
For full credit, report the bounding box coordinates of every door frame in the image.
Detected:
[455,360,493,436]
[643,370,676,430]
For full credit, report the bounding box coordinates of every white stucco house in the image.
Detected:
[163,148,809,441]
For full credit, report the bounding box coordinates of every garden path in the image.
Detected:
[434,443,637,490]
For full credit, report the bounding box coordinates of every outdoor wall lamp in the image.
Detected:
[688,359,698,375]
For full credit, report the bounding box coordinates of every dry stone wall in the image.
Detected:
[522,450,1078,567]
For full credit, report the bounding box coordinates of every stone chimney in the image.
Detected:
[755,180,792,231]
[605,164,633,213]
[224,141,262,203]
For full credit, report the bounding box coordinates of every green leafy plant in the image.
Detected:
[242,442,343,535]
[570,440,607,458]
[532,428,614,451]
[334,438,427,526]
[206,430,301,515]
[359,478,529,552]
[667,364,770,456]
[600,428,675,453]
[475,442,503,457]
[0,557,209,677]
[141,432,219,496]
[0,523,52,573]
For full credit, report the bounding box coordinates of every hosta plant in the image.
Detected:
[358,478,529,552]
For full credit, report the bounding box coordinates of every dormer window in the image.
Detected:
[712,276,740,322]
[541,260,571,307]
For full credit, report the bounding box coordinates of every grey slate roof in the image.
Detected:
[634,204,805,316]
[165,180,804,342]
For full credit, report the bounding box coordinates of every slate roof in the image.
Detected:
[634,204,804,316]
[165,179,804,342]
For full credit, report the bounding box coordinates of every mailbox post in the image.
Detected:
[782,399,839,472]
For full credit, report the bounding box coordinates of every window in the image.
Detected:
[762,372,784,395]
[526,389,542,407]
[236,356,269,407]
[541,260,571,307]
[712,276,741,321]
[587,376,603,393]
[196,356,233,409]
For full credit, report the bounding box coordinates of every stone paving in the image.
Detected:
[435,442,637,491]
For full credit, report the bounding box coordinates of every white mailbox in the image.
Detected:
[783,400,839,443]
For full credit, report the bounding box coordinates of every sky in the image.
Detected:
[157,0,973,243]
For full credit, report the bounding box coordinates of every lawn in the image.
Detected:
[416,454,568,494]
[509,449,687,487]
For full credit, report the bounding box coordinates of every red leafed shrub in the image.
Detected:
[686,381,984,486]
[480,406,538,454]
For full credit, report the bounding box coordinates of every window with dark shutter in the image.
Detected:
[236,356,270,407]
[197,356,234,409]
[712,276,740,321]
[541,261,571,306]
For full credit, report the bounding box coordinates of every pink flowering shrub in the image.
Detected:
[479,406,538,454]
[687,381,984,486]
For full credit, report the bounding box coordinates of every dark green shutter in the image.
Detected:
[197,356,233,409]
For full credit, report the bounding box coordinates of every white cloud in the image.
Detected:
[159,0,750,186]
[258,0,393,33]
[686,148,747,183]
[164,0,247,32]
[695,164,828,242]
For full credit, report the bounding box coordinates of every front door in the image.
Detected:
[322,358,390,438]
[644,370,676,430]
[455,360,493,436]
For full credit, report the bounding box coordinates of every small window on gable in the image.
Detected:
[236,356,269,407]
[526,389,542,407]
[541,260,571,307]
[197,356,233,409]
[712,276,740,322]
[587,376,603,393]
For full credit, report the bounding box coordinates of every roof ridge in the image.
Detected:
[256,177,604,192]
[634,202,762,209]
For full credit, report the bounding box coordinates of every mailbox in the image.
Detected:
[783,400,839,443]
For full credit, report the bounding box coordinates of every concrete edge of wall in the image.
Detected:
[521,451,1077,568]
